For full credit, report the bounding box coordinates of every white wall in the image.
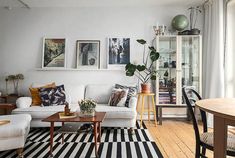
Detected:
[0,6,203,96]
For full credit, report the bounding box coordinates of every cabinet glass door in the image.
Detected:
[181,36,201,103]
[157,36,177,104]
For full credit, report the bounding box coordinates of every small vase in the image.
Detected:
[141,83,151,93]
[79,108,95,117]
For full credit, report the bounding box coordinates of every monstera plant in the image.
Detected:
[125,39,159,93]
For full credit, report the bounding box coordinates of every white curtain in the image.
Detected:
[203,0,226,127]
[225,0,235,97]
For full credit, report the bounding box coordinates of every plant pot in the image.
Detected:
[141,83,151,93]
[79,108,96,117]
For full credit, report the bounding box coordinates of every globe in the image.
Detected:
[171,15,189,31]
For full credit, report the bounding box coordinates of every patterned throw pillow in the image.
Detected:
[39,85,66,106]
[108,88,129,107]
[115,84,137,107]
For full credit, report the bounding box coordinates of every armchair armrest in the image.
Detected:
[128,96,138,109]
[16,97,32,108]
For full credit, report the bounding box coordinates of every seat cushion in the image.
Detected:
[12,104,79,119]
[0,114,31,138]
[200,132,235,152]
[94,104,136,119]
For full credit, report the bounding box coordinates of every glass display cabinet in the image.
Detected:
[155,35,202,123]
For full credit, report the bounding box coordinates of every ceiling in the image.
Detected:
[0,0,205,8]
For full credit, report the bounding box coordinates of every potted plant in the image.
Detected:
[5,74,24,95]
[78,99,96,117]
[125,39,159,93]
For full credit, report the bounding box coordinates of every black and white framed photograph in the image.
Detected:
[108,38,130,68]
[76,40,100,69]
[42,38,66,68]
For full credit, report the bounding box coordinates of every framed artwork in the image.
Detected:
[108,38,130,68]
[76,40,100,69]
[42,38,66,68]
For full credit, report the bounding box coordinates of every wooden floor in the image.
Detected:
[145,120,234,158]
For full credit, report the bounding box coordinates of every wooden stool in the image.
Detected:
[137,93,157,127]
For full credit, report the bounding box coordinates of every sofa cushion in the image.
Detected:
[108,88,129,107]
[0,114,31,138]
[94,104,136,119]
[29,82,56,106]
[65,85,85,104]
[115,84,137,107]
[39,85,66,106]
[85,85,113,104]
[12,104,79,119]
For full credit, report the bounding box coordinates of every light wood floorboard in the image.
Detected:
[145,120,234,158]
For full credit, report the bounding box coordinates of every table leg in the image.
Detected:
[98,122,101,142]
[140,96,145,128]
[147,96,150,123]
[94,122,98,157]
[214,116,227,158]
[62,122,64,144]
[159,107,162,125]
[151,96,157,126]
[137,95,141,113]
[50,122,54,157]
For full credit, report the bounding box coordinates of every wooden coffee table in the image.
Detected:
[42,112,106,157]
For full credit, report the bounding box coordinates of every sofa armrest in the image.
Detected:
[128,97,138,109]
[16,97,32,108]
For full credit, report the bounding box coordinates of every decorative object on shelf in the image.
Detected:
[108,38,130,68]
[5,74,24,95]
[64,102,71,116]
[153,25,167,35]
[42,38,66,68]
[125,39,159,93]
[188,6,202,35]
[78,99,96,117]
[171,15,189,31]
[76,40,100,69]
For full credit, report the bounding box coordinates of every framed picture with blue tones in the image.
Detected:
[108,38,130,69]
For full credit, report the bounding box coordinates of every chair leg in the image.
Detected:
[17,148,23,158]
[195,144,200,158]
[201,146,206,157]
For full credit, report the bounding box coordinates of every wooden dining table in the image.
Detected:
[196,98,235,158]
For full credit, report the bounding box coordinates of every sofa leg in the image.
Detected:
[17,148,23,158]
[128,128,134,135]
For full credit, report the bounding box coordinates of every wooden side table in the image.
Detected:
[0,103,16,115]
[0,95,22,103]
[137,93,157,127]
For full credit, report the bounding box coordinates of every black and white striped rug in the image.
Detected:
[0,122,163,158]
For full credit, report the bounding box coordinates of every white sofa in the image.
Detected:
[12,84,137,129]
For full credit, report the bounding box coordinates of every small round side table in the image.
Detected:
[137,93,157,127]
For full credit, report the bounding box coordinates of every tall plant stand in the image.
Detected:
[137,93,157,127]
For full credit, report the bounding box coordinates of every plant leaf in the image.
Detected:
[137,39,146,45]
[126,71,135,76]
[148,46,156,51]
[136,65,146,71]
[150,75,156,80]
[150,51,160,61]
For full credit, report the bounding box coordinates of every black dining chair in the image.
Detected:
[182,87,235,158]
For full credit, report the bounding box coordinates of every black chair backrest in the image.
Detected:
[182,87,207,144]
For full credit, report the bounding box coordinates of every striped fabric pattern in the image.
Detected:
[0,122,163,158]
